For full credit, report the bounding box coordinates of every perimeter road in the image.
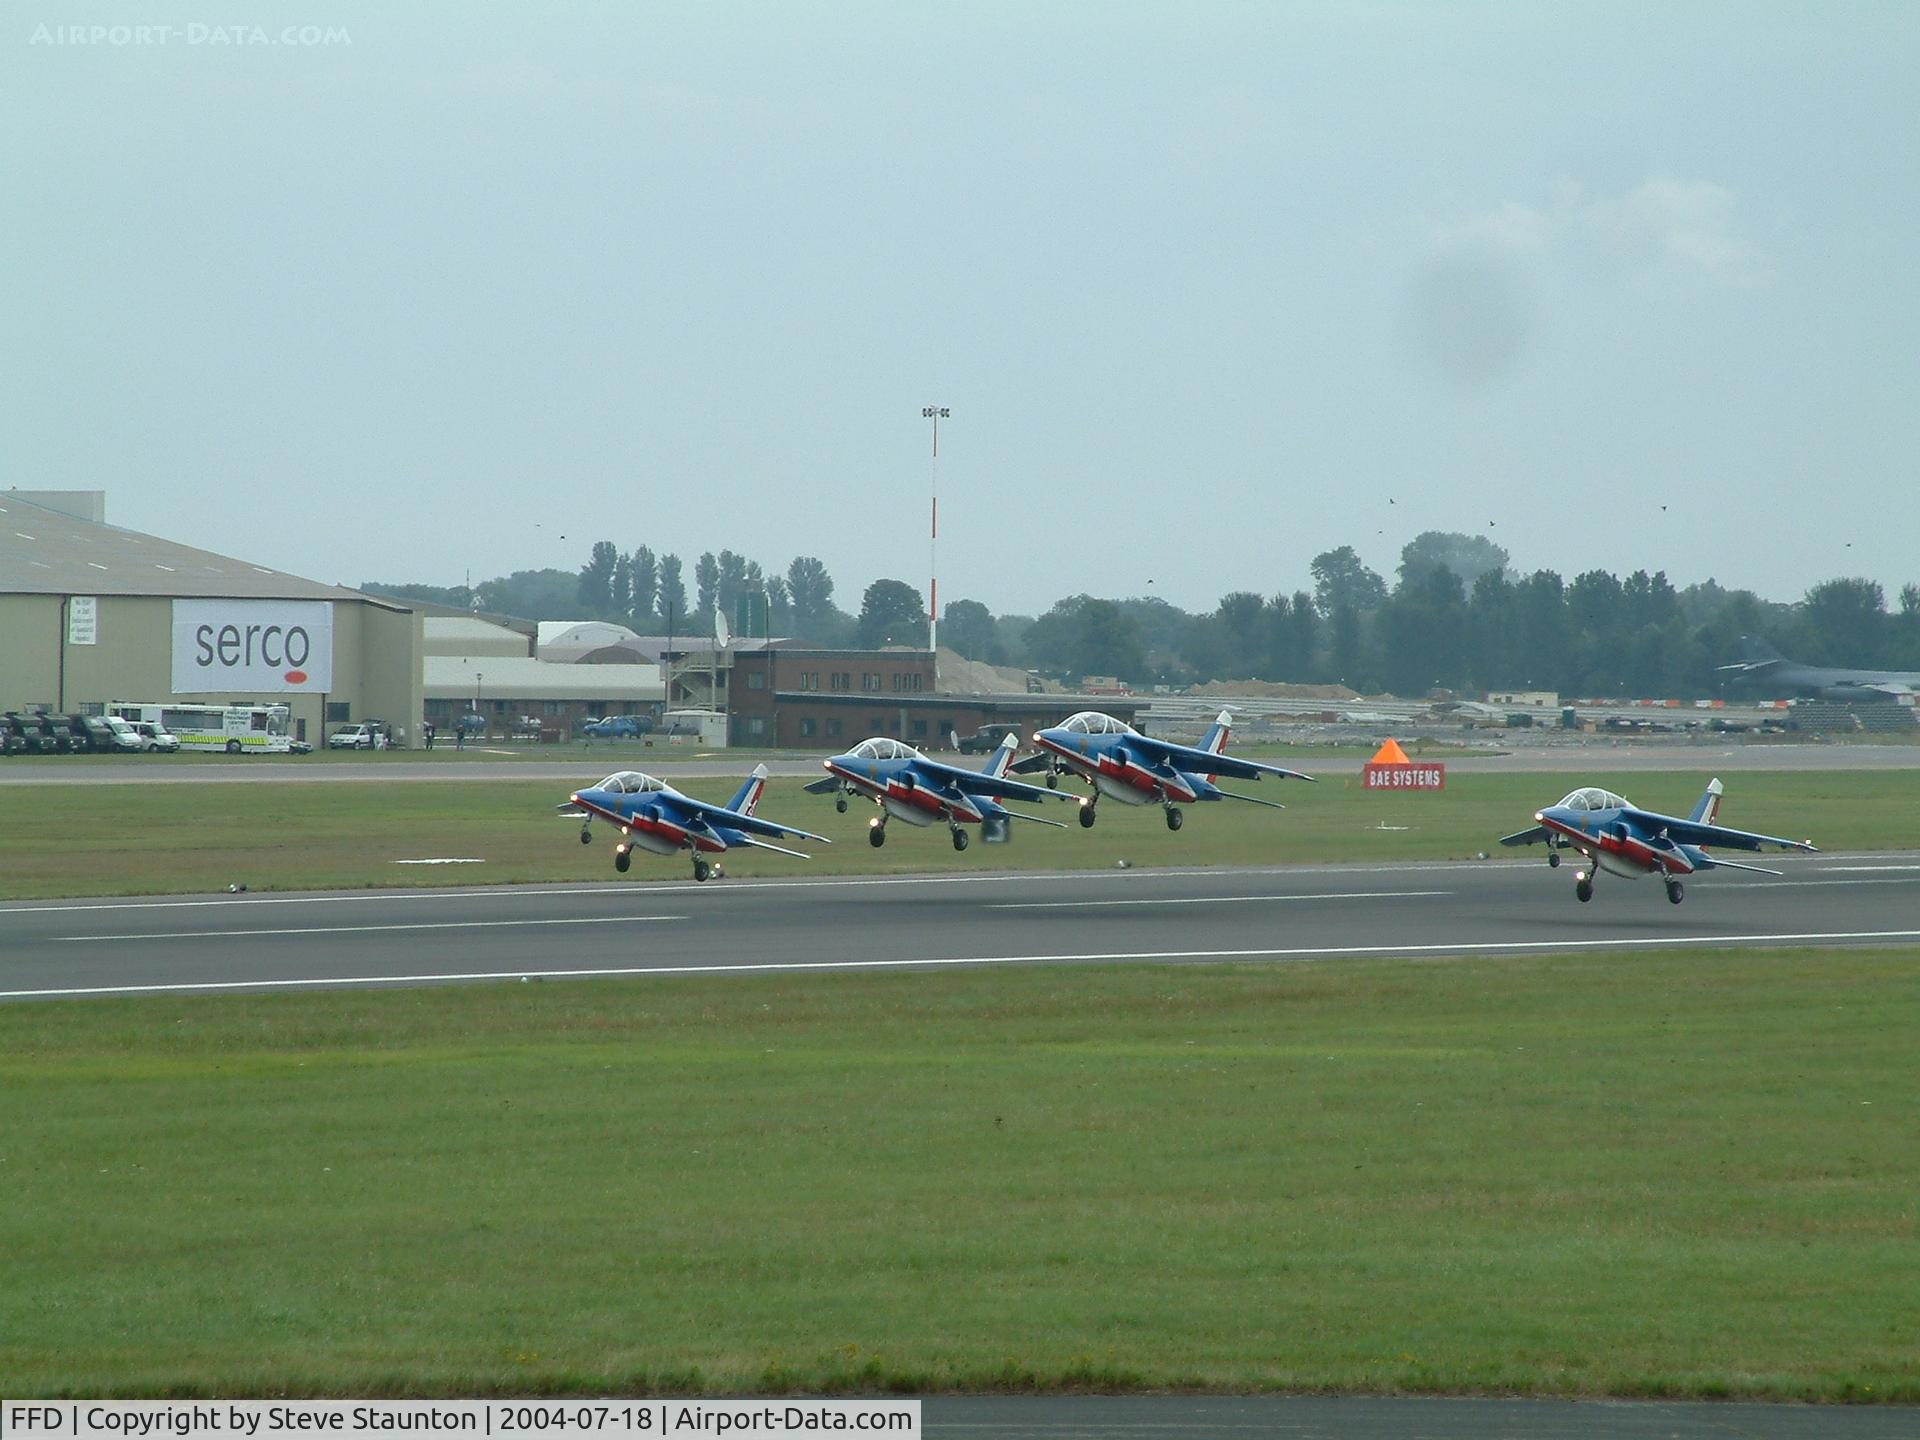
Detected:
[5,854,1917,1001]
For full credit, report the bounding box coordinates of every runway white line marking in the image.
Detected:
[56,916,686,943]
[11,929,1920,999]
[1816,865,1920,873]
[990,890,1451,910]
[0,853,1894,920]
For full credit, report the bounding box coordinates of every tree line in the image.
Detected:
[364,529,1920,699]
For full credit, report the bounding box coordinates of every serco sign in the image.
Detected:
[171,599,334,693]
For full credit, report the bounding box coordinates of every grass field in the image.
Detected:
[3,949,1915,1399]
[0,768,1909,900]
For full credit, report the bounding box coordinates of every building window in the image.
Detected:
[831,672,849,691]
[747,672,766,690]
[911,719,927,738]
[327,702,350,723]
[800,717,816,738]
[748,717,766,737]
[911,673,923,692]
[800,671,817,691]
[826,718,843,738]
[864,672,880,692]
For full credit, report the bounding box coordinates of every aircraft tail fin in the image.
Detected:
[725,763,770,817]
[1736,635,1785,664]
[982,731,1018,780]
[1198,708,1233,757]
[1689,777,1724,825]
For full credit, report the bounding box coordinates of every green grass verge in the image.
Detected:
[0,769,1909,900]
[2,949,1915,1398]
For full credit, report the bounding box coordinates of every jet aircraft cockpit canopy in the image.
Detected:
[596,771,666,795]
[1557,786,1630,813]
[849,737,919,761]
[1059,711,1137,736]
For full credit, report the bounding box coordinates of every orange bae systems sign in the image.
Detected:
[1361,737,1445,790]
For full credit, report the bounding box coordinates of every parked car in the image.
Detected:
[954,722,1024,754]
[72,714,121,752]
[112,717,181,753]
[40,715,85,753]
[6,713,58,754]
[328,722,391,750]
[582,714,652,738]
[0,715,27,756]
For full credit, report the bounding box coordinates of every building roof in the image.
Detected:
[423,615,532,657]
[424,655,664,702]
[0,491,401,605]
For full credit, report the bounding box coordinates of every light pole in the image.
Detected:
[922,405,948,654]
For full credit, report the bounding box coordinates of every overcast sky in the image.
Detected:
[5,2,1915,617]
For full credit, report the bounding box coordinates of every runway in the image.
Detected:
[5,853,1919,1001]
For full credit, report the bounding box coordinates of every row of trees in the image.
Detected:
[366,530,1920,700]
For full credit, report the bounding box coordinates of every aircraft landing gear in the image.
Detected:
[614,845,632,874]
[1547,850,1560,868]
[950,825,969,852]
[835,796,849,813]
[1077,801,1096,829]
[1665,877,1685,904]
[1574,871,1593,903]
[1045,771,1058,790]
[1164,805,1184,832]
[868,818,887,848]
[579,825,593,845]
[693,858,712,883]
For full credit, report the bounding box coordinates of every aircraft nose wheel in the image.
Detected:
[1547,850,1560,868]
[835,796,848,813]
[1164,806,1184,832]
[951,828,969,852]
[1077,804,1096,829]
[1574,875,1593,903]
[1665,878,1685,904]
[579,827,592,845]
[693,859,711,883]
[614,847,632,874]
[868,824,887,848]
[1045,772,1058,789]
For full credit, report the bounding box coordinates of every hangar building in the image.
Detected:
[0,490,423,746]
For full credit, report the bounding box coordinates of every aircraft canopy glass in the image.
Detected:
[597,771,665,794]
[1060,711,1135,735]
[849,737,918,761]
[1558,787,1630,812]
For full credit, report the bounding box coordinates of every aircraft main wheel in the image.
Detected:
[951,829,969,852]
[1077,805,1096,829]
[868,826,886,848]
[614,848,631,874]
[579,828,592,845]
[1046,773,1058,789]
[1547,851,1561,869]
[835,797,848,813]
[1575,877,1593,903]
[693,859,711,883]
[1666,879,1684,904]
[1165,807,1184,832]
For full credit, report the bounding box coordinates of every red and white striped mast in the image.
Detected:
[922,404,949,653]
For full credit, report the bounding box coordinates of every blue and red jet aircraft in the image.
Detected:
[563,764,830,882]
[1499,778,1817,904]
[806,733,1079,850]
[1011,709,1315,831]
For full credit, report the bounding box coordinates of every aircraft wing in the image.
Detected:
[910,756,1078,805]
[803,776,844,794]
[1499,824,1550,847]
[1122,735,1316,784]
[724,834,817,860]
[670,793,834,845]
[1624,808,1816,854]
[1693,855,1784,877]
[1006,753,1054,775]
